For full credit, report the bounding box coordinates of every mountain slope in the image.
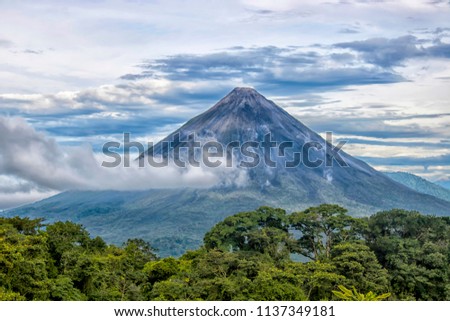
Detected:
[6,88,450,256]
[138,87,450,213]
[436,180,450,190]
[384,172,450,203]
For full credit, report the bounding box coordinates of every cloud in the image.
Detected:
[0,117,97,190]
[427,0,450,5]
[22,49,43,55]
[1,36,449,184]
[1,39,410,145]
[0,98,97,119]
[338,27,360,34]
[335,35,450,67]
[122,46,406,91]
[361,153,450,168]
[0,190,57,211]
[302,111,450,139]
[1,39,448,128]
[0,116,248,209]
[0,0,448,208]
[0,39,13,48]
[1,0,449,95]
[0,80,211,140]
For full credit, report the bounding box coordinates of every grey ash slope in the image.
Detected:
[7,88,450,256]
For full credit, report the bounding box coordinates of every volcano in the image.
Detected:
[7,87,450,256]
[138,87,449,213]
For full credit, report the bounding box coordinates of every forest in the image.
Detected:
[1,204,449,301]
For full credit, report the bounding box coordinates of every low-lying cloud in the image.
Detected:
[0,117,248,209]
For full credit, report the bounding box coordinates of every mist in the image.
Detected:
[0,116,248,209]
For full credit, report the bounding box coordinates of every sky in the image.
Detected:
[1,0,450,209]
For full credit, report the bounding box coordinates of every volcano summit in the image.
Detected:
[137,87,349,172]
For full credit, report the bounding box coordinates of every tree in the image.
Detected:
[144,257,181,285]
[0,222,50,300]
[332,285,390,301]
[0,287,25,301]
[293,260,344,300]
[0,216,44,235]
[249,267,307,300]
[0,217,158,301]
[366,209,450,300]
[49,276,85,301]
[123,239,158,270]
[289,204,364,260]
[46,221,91,266]
[2,205,449,301]
[204,206,293,262]
[330,242,389,294]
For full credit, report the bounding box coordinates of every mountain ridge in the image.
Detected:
[384,171,450,203]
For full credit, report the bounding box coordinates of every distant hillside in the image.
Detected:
[436,180,450,190]
[384,172,450,203]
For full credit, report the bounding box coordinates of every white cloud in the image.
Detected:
[343,143,449,158]
[0,190,57,211]
[1,0,448,94]
[0,116,248,209]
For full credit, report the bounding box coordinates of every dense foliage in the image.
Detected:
[1,205,449,301]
